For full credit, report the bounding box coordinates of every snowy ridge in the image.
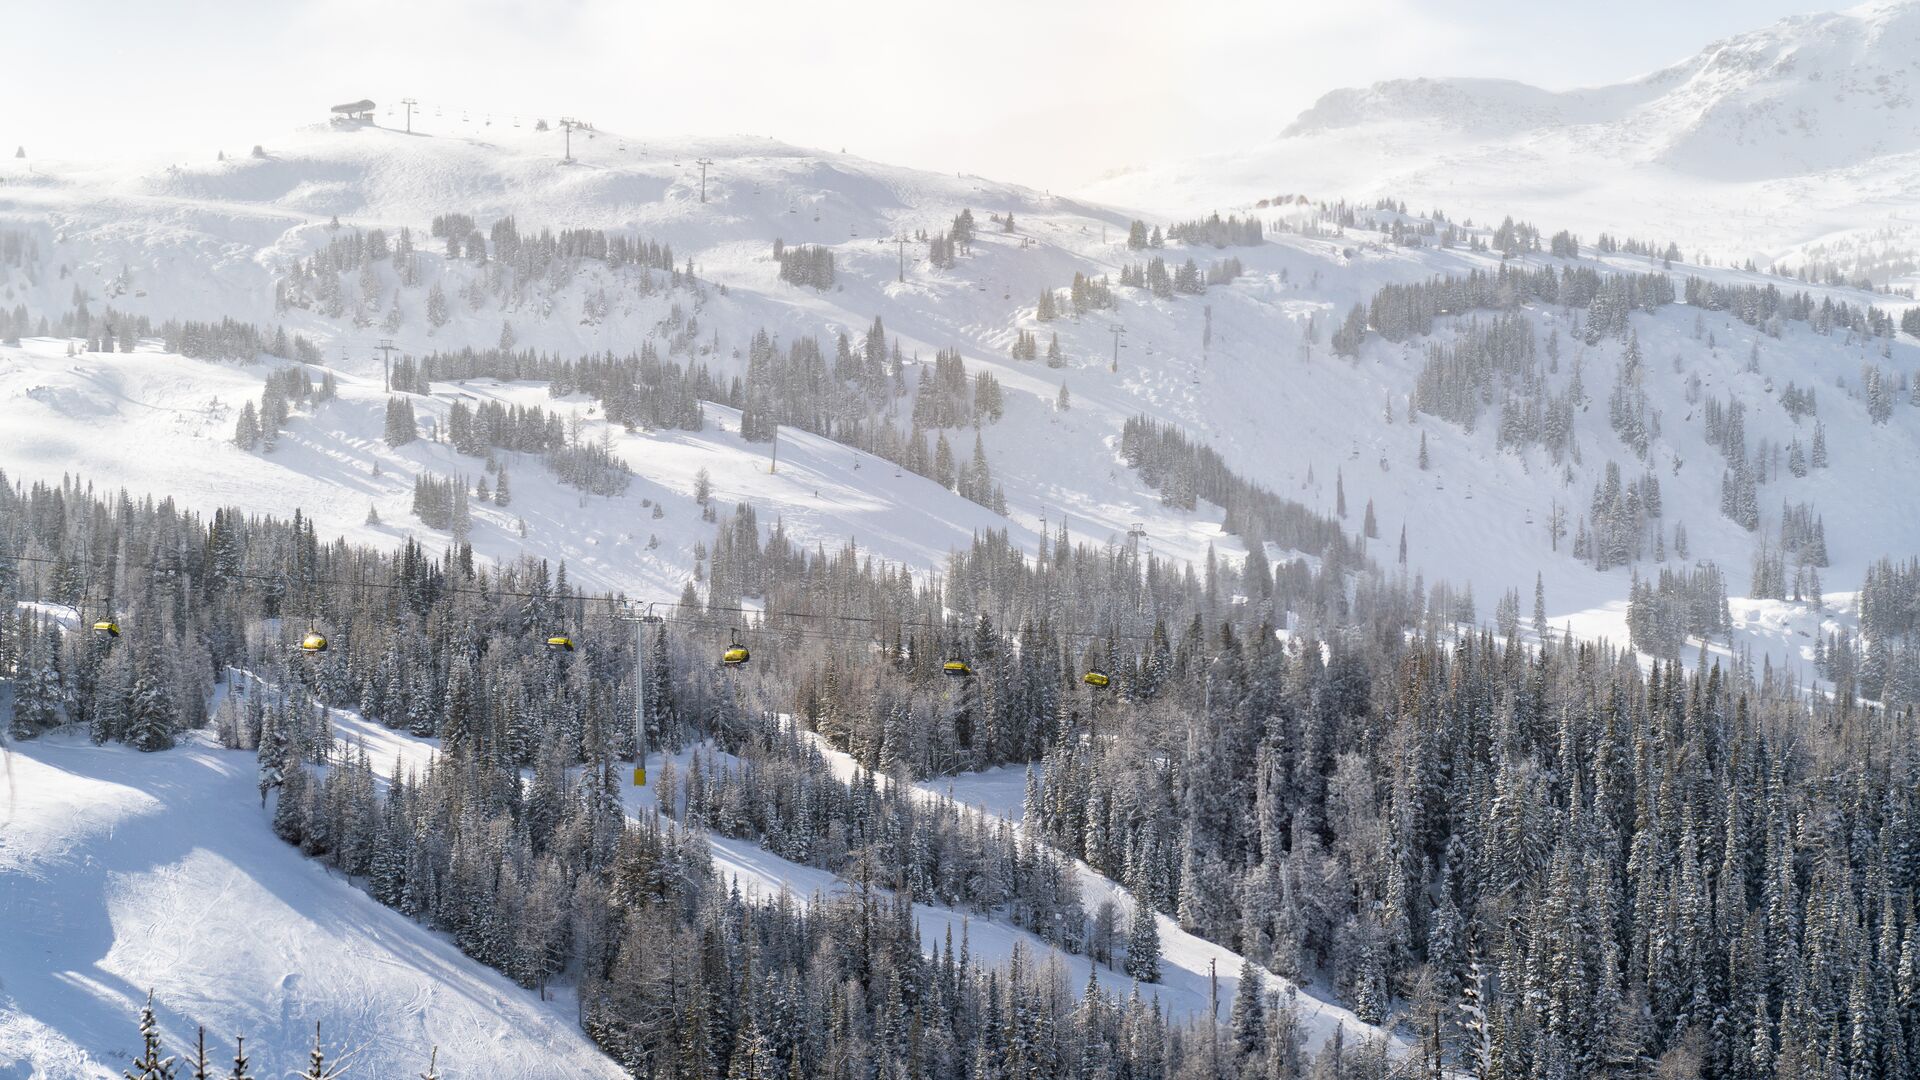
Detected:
[1086,1,1920,267]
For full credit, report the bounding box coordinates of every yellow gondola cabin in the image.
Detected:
[943,660,973,677]
[722,629,750,666]
[1082,670,1111,689]
[299,632,329,653]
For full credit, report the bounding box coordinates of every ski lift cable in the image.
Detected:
[0,551,1168,642]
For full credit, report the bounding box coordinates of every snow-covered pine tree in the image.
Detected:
[227,1035,252,1080]
[1229,955,1266,1062]
[299,1022,343,1079]
[384,397,417,447]
[127,992,178,1080]
[126,646,177,752]
[1125,889,1160,983]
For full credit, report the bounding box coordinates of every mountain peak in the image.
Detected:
[1276,0,1920,180]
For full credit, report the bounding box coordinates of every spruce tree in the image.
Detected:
[127,991,178,1080]
[227,1035,252,1080]
[189,1027,211,1080]
[384,397,417,447]
[300,1022,341,1080]
[1125,890,1161,983]
[233,401,260,450]
[127,650,176,752]
[1229,955,1266,1061]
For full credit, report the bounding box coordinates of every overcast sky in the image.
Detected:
[6,0,1854,191]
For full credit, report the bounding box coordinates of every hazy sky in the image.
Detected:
[6,0,1855,191]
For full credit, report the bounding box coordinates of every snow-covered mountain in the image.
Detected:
[1285,0,1920,178]
[1086,0,1920,279]
[5,8,1920,1071]
[2,114,1911,681]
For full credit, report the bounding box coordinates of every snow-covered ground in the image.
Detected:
[0,729,628,1080]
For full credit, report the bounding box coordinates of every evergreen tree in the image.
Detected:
[226,1036,252,1080]
[233,401,260,450]
[127,991,178,1080]
[127,647,176,752]
[384,397,418,447]
[1229,955,1266,1062]
[1125,890,1161,983]
[299,1023,342,1080]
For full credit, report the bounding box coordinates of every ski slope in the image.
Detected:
[0,729,628,1080]
[0,337,1240,602]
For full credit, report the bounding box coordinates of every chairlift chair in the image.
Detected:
[722,629,750,666]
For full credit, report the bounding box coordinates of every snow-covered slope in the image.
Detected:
[2,112,1915,684]
[2,14,1917,1070]
[1084,0,1920,273]
[0,340,1063,601]
[0,729,628,1080]
[322,702,1390,1052]
[796,737,1391,1053]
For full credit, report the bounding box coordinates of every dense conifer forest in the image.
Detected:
[5,464,1919,1079]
